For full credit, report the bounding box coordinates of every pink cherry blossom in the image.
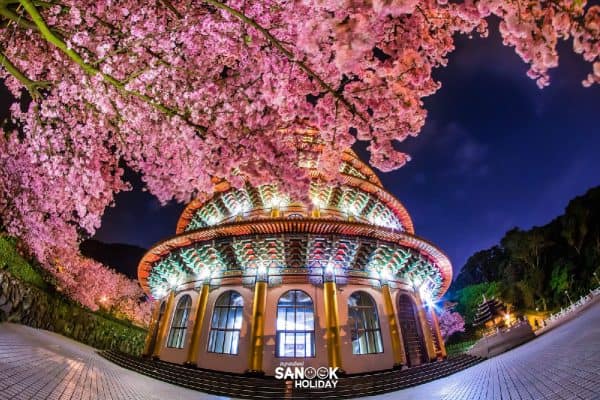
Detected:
[439,309,466,341]
[0,0,596,324]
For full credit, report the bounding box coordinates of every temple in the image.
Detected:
[139,136,452,376]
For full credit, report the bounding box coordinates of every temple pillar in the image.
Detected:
[323,280,343,370]
[414,291,437,362]
[429,307,447,359]
[185,283,211,365]
[152,291,176,358]
[381,284,406,367]
[142,300,161,357]
[247,280,268,374]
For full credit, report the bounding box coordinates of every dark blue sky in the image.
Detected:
[94,24,600,277]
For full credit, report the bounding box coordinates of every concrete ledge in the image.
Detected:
[535,294,600,337]
[468,322,535,358]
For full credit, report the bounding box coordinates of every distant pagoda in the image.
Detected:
[473,295,507,329]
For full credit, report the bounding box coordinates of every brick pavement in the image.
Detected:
[1,302,599,400]
[0,324,218,400]
[367,301,600,400]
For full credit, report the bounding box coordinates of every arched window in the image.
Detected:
[276,290,315,357]
[348,291,383,355]
[167,294,192,348]
[208,291,244,354]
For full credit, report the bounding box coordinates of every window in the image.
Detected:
[167,294,192,348]
[276,290,315,357]
[348,291,383,355]
[208,291,244,354]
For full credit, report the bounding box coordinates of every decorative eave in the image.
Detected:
[139,218,451,298]
[175,169,414,235]
[340,150,383,188]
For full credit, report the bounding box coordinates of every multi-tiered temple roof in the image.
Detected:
[138,140,452,300]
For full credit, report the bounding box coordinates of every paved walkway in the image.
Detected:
[1,302,599,400]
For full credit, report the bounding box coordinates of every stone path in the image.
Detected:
[1,302,599,400]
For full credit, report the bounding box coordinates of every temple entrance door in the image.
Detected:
[398,294,426,367]
[149,301,166,354]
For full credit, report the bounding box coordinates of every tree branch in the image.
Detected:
[158,0,182,19]
[0,49,51,99]
[202,0,367,123]
[17,0,205,132]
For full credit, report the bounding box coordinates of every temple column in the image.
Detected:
[414,291,437,362]
[429,307,447,359]
[381,284,406,367]
[152,291,176,358]
[247,279,268,374]
[142,300,161,357]
[185,282,211,366]
[323,280,343,370]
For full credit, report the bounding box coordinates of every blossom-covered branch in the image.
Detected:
[0,0,597,321]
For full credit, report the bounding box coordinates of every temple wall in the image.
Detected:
[159,289,199,365]
[154,280,439,375]
[195,284,254,374]
[337,284,395,374]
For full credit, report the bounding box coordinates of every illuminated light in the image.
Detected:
[380,267,392,282]
[99,295,108,303]
[368,214,386,227]
[256,264,269,281]
[420,285,435,308]
[311,196,324,209]
[205,215,220,226]
[344,203,359,216]
[153,287,167,299]
[240,200,252,214]
[267,195,288,209]
[168,274,181,288]
[412,277,423,289]
[257,264,268,276]
[198,268,210,281]
[325,262,335,276]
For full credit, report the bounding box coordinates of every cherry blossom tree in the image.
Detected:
[439,309,466,341]
[0,0,597,322]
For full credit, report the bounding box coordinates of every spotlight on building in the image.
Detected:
[420,285,435,309]
[380,267,392,283]
[198,268,210,283]
[257,264,269,281]
[168,274,181,289]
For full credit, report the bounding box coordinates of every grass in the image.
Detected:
[0,235,47,289]
[446,339,478,356]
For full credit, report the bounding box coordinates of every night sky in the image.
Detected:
[89,23,599,278]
